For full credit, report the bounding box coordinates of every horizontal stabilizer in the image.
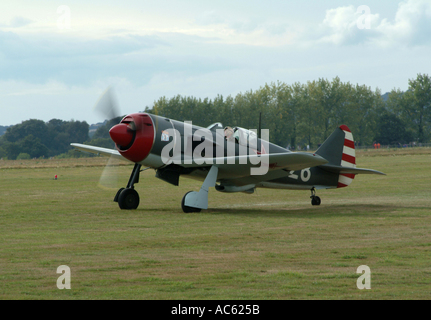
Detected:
[320,164,386,175]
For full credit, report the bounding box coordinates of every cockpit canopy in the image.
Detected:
[232,126,258,147]
[206,122,258,147]
[206,122,223,131]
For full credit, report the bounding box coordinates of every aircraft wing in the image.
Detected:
[70,143,130,162]
[176,152,328,179]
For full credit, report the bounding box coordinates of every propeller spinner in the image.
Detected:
[109,123,135,148]
[109,113,155,163]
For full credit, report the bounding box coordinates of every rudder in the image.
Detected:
[315,125,356,188]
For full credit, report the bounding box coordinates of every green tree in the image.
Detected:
[16,153,31,160]
[298,81,324,149]
[263,82,291,147]
[374,113,413,145]
[348,84,382,146]
[0,145,7,159]
[3,119,48,144]
[1,118,90,158]
[18,135,49,158]
[405,74,431,142]
[144,75,431,148]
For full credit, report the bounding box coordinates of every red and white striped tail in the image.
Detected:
[337,125,356,188]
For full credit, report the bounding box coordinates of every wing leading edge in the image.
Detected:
[70,143,128,162]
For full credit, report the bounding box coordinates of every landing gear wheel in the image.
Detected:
[310,187,321,206]
[114,188,125,202]
[118,188,140,210]
[311,196,321,206]
[181,191,201,213]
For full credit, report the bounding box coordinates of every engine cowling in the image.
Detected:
[109,113,155,163]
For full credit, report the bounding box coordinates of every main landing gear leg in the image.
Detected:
[182,166,219,213]
[114,163,142,210]
[310,187,321,206]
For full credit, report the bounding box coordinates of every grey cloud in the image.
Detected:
[0,31,168,59]
[9,16,34,28]
[194,10,289,35]
[0,30,238,86]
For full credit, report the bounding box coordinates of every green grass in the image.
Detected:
[1,149,430,299]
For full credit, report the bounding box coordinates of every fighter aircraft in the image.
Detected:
[71,91,385,213]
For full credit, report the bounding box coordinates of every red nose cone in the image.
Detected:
[109,123,134,147]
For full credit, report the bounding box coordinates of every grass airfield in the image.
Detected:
[0,148,430,299]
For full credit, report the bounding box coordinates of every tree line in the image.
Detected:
[147,74,430,149]
[0,119,90,160]
[1,74,429,159]
[0,116,126,160]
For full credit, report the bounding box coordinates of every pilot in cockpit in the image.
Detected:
[224,126,239,143]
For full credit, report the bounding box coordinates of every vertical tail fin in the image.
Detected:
[315,125,356,188]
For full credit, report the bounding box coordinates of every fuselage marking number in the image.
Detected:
[288,168,311,182]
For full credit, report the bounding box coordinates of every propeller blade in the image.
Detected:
[94,87,120,121]
[98,155,123,190]
[92,87,133,193]
[93,88,122,190]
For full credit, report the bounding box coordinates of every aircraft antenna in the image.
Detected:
[258,112,262,139]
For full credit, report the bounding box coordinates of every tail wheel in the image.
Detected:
[311,196,321,206]
[310,187,321,206]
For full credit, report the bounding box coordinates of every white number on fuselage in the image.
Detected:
[288,168,311,182]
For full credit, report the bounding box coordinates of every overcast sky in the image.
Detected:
[1,0,430,126]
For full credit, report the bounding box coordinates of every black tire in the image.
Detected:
[181,191,201,213]
[118,188,140,210]
[114,188,125,202]
[311,196,321,206]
